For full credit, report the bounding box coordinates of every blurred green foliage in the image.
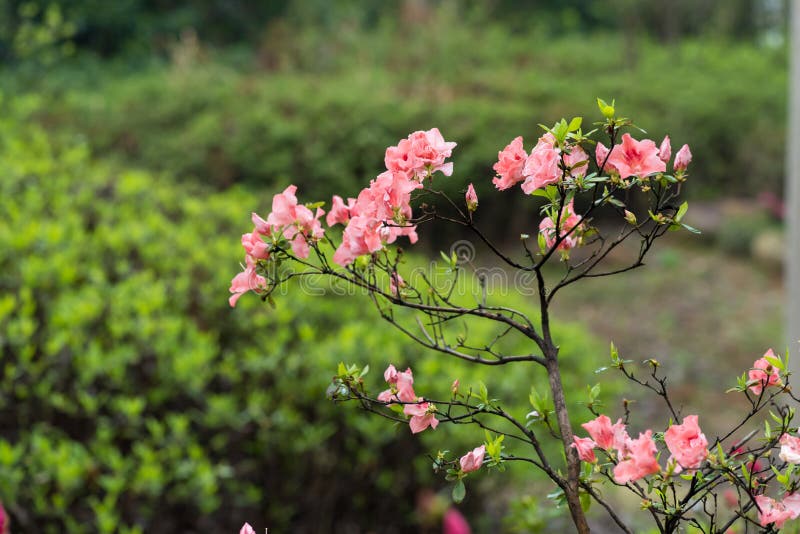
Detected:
[0,94,612,531]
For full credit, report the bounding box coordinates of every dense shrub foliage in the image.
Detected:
[0,97,606,532]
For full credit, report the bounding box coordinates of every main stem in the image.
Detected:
[538,270,590,533]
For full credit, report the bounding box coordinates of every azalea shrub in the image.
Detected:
[232,98,800,533]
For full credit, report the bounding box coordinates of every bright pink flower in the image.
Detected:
[0,501,7,534]
[264,185,325,259]
[459,445,486,473]
[596,142,618,174]
[780,433,800,464]
[539,200,583,251]
[240,523,256,534]
[664,415,708,472]
[674,144,692,171]
[582,415,627,451]
[564,144,589,178]
[607,134,666,180]
[748,349,782,395]
[241,230,270,260]
[465,183,478,212]
[396,368,416,402]
[613,430,660,484]
[385,129,456,180]
[229,256,267,307]
[443,508,472,534]
[659,135,671,163]
[492,136,528,190]
[572,436,597,463]
[327,195,356,227]
[521,137,560,193]
[404,400,438,433]
[756,495,795,529]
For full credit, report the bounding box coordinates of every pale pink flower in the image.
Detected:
[396,368,416,402]
[674,144,692,171]
[332,215,385,266]
[465,183,478,212]
[613,430,660,484]
[384,364,399,383]
[783,493,800,520]
[571,436,597,463]
[241,230,270,260]
[607,133,666,180]
[377,389,396,403]
[384,137,421,179]
[229,256,267,307]
[756,495,795,529]
[443,508,471,534]
[326,195,356,227]
[748,349,782,395]
[664,415,708,472]
[521,137,560,193]
[264,185,325,259]
[386,129,456,180]
[659,135,672,163]
[582,415,627,451]
[404,400,439,433]
[492,136,528,190]
[240,523,256,534]
[459,445,486,473]
[251,212,270,234]
[539,200,583,251]
[451,379,460,394]
[780,433,800,464]
[564,144,589,178]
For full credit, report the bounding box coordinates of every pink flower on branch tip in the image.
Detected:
[658,135,671,163]
[581,414,628,452]
[326,195,356,227]
[240,523,256,534]
[379,365,416,404]
[571,436,597,463]
[404,400,438,433]
[756,494,800,529]
[492,136,528,190]
[521,135,560,193]
[780,433,800,464]
[443,508,471,534]
[459,445,486,473]
[748,349,782,395]
[539,200,583,252]
[612,430,660,484]
[664,415,708,472]
[241,230,270,260]
[563,144,589,178]
[673,144,692,171]
[263,185,325,259]
[229,255,267,307]
[465,183,478,212]
[606,133,666,180]
[385,128,456,180]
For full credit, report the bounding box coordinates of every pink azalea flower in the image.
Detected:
[443,508,472,534]
[595,142,618,174]
[396,368,416,402]
[659,135,671,163]
[241,230,270,260]
[783,493,800,520]
[606,133,666,180]
[465,183,478,212]
[492,136,528,190]
[385,137,422,179]
[613,430,660,484]
[521,137,560,193]
[326,195,356,227]
[571,436,597,463]
[756,495,795,529]
[263,185,325,259]
[240,523,256,534]
[229,256,267,307]
[384,364,399,383]
[581,415,628,451]
[748,349,782,395]
[251,211,270,234]
[459,445,486,473]
[0,501,7,534]
[538,200,583,251]
[563,144,589,178]
[664,415,708,472]
[404,400,438,433]
[674,144,692,171]
[780,433,800,464]
[385,129,456,180]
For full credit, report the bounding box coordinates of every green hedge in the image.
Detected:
[0,96,609,532]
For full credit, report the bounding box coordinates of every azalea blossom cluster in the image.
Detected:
[572,414,709,484]
[330,128,456,266]
[378,364,439,434]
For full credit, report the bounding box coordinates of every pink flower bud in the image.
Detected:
[240,523,256,534]
[658,135,671,163]
[465,183,478,212]
[459,445,486,473]
[673,144,692,171]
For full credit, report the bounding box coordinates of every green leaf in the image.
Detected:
[675,201,689,222]
[452,480,466,503]
[568,117,583,132]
